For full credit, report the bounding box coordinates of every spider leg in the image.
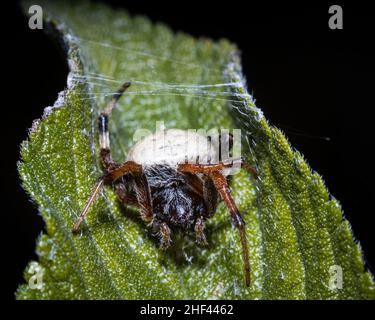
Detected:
[210,171,251,286]
[132,171,154,224]
[98,82,131,170]
[73,160,153,233]
[240,160,258,179]
[178,159,257,179]
[72,179,105,233]
[104,161,153,223]
[115,183,139,208]
[158,222,172,249]
[194,217,208,245]
[73,82,154,233]
[202,176,218,216]
[178,163,251,286]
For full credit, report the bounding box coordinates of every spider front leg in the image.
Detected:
[102,162,154,224]
[98,81,131,170]
[178,162,252,286]
[72,82,154,233]
[73,160,153,232]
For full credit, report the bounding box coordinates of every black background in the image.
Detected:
[5,0,374,299]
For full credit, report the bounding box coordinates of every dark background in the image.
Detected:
[5,1,374,299]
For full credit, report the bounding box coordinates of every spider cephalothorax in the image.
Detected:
[148,166,211,228]
[72,82,257,286]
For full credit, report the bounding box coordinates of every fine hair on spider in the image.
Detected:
[72,82,257,287]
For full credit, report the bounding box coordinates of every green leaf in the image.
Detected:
[17,1,374,299]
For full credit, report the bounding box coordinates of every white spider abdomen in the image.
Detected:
[127,129,218,168]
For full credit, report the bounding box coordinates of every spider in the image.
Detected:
[72,82,257,286]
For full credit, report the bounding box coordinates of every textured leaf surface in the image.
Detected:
[17,1,374,299]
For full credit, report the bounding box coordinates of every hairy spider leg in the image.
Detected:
[210,171,251,287]
[201,175,218,217]
[180,158,257,178]
[72,83,153,233]
[103,161,153,224]
[72,160,153,233]
[73,164,154,233]
[178,161,255,287]
[98,82,153,223]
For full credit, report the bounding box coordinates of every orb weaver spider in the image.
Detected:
[72,82,257,286]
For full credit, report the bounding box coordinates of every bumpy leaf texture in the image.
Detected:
[17,1,374,299]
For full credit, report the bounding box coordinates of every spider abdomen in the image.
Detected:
[126,129,218,167]
[126,129,222,229]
